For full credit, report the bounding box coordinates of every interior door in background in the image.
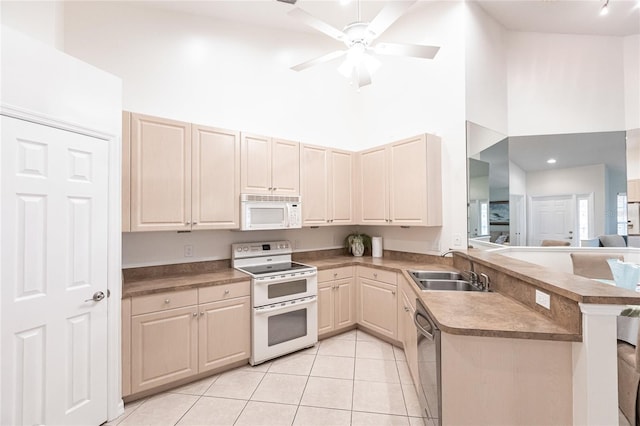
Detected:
[1,116,109,425]
[529,195,575,246]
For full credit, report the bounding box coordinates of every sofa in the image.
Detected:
[619,321,640,425]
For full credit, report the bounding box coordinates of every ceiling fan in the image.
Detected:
[285,0,440,88]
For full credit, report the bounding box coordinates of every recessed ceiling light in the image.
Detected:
[547,158,557,164]
[600,0,609,15]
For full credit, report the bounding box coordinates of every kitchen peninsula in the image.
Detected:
[122,247,640,425]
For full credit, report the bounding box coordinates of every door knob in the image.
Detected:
[85,291,105,302]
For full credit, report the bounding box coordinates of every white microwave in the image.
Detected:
[240,194,302,231]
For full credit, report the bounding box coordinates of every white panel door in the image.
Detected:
[1,116,109,425]
[529,195,575,246]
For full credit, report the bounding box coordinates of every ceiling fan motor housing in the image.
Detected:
[343,22,375,47]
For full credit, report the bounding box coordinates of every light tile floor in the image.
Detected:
[109,330,432,426]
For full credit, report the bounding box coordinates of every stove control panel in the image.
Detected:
[232,240,291,259]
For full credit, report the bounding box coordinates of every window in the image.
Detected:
[618,193,628,236]
[479,201,488,236]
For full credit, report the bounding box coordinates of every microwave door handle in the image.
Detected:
[285,203,290,228]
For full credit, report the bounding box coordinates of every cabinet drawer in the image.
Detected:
[318,266,353,282]
[131,289,198,316]
[199,281,251,304]
[358,267,396,285]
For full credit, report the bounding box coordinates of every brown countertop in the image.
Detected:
[467,250,640,305]
[123,268,251,298]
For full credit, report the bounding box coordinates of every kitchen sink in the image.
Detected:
[409,271,464,281]
[408,270,482,292]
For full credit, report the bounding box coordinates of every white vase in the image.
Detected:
[351,240,365,257]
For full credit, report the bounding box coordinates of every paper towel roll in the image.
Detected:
[372,237,383,258]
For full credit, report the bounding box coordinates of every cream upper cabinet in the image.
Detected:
[122,111,131,232]
[192,125,240,230]
[629,179,640,203]
[131,113,192,231]
[358,134,442,226]
[128,113,240,232]
[241,133,299,195]
[359,146,388,224]
[301,144,353,226]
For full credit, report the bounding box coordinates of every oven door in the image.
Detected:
[253,273,317,306]
[251,296,318,365]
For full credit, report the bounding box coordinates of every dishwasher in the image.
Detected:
[414,298,441,426]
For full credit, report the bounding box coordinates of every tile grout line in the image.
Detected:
[290,344,319,425]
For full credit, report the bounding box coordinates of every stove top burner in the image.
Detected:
[238,262,312,277]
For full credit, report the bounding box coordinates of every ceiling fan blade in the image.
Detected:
[374,42,440,59]
[291,50,347,72]
[288,8,345,41]
[367,1,417,39]
[357,63,372,88]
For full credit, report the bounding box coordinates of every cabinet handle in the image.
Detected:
[185,221,191,225]
[164,299,170,304]
[193,222,198,225]
[333,273,338,278]
[374,273,378,278]
[273,187,278,191]
[200,311,205,316]
[392,291,396,295]
[192,312,198,317]
[404,306,409,312]
[224,289,230,295]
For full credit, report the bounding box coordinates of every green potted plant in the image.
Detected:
[344,232,372,257]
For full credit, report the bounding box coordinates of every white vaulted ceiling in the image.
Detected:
[142,0,640,37]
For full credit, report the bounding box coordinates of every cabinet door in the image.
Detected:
[359,146,388,224]
[241,133,272,194]
[131,306,198,393]
[401,289,419,386]
[330,150,354,224]
[388,136,426,225]
[131,113,191,231]
[272,138,300,195]
[301,144,329,225]
[199,296,250,373]
[358,278,397,339]
[334,278,355,329]
[192,125,240,229]
[629,179,640,203]
[318,281,335,335]
[122,111,131,232]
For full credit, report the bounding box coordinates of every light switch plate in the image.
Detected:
[184,245,193,257]
[535,289,551,309]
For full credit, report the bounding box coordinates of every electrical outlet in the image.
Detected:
[535,289,551,309]
[453,233,462,247]
[184,245,193,257]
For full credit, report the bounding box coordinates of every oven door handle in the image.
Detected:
[414,311,435,342]
[255,271,317,284]
[255,296,317,314]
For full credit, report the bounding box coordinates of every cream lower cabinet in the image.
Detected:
[357,267,397,340]
[301,144,354,226]
[124,282,250,396]
[317,267,355,336]
[358,134,442,226]
[398,277,419,385]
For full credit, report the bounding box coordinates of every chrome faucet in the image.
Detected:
[479,273,491,292]
[440,249,456,257]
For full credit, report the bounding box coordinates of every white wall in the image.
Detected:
[122,227,351,268]
[624,35,640,130]
[507,32,626,136]
[63,1,467,264]
[1,1,65,50]
[527,164,606,237]
[360,1,467,253]
[63,1,361,150]
[464,1,508,135]
[509,160,526,196]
